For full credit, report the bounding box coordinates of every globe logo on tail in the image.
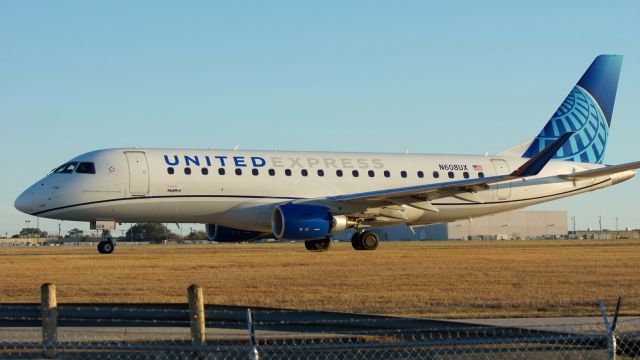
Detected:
[523,85,608,163]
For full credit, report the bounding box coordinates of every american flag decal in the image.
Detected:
[473,164,483,171]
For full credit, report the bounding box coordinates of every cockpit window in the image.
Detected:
[51,165,66,174]
[76,162,96,174]
[53,162,79,174]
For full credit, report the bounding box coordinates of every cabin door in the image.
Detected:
[490,159,511,200]
[125,151,149,195]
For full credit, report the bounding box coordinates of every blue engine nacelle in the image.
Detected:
[271,203,350,240]
[205,224,266,242]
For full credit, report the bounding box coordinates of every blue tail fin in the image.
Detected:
[522,55,623,163]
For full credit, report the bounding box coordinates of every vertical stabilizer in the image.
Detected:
[522,55,622,163]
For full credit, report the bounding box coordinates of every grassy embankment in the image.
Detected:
[1,240,638,318]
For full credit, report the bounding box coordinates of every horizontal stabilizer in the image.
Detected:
[560,161,640,180]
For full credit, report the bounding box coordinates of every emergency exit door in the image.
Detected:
[125,151,149,195]
[490,159,511,200]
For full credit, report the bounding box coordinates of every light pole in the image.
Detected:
[25,220,30,238]
[598,215,602,240]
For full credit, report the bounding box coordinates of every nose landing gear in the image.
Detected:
[97,230,115,254]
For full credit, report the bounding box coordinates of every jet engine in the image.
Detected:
[271,203,352,240]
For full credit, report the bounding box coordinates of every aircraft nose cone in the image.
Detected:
[14,190,34,215]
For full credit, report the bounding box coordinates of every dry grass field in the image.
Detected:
[1,240,639,318]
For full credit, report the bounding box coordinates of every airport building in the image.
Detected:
[416,210,568,240]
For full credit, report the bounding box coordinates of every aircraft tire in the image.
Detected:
[359,231,379,250]
[98,241,115,254]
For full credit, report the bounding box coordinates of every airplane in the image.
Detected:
[15,55,640,254]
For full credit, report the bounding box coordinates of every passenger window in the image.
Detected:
[336,169,343,177]
[368,170,374,177]
[352,170,359,177]
[417,171,424,178]
[317,169,324,177]
[384,170,390,178]
[401,171,407,178]
[218,168,225,175]
[478,172,485,178]
[448,171,454,178]
[252,169,259,176]
[76,162,96,174]
[463,171,469,179]
[285,169,292,176]
[301,169,308,177]
[235,168,242,176]
[184,167,192,175]
[268,169,276,176]
[433,171,440,178]
[201,168,209,175]
[167,167,175,175]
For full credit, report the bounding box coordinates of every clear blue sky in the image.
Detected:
[1,1,639,236]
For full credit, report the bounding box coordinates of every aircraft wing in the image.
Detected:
[559,161,640,180]
[295,132,574,213]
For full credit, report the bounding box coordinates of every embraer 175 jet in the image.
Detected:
[15,55,639,254]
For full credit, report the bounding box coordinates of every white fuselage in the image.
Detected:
[15,148,634,234]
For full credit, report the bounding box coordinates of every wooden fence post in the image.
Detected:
[188,284,206,345]
[41,283,57,359]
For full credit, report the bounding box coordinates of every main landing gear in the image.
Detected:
[351,231,379,251]
[304,237,332,252]
[97,230,115,254]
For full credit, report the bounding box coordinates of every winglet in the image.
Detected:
[512,132,574,177]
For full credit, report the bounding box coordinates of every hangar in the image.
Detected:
[417,210,568,240]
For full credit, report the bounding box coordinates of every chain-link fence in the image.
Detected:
[0,285,638,359]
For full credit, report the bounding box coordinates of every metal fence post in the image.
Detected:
[247,308,259,360]
[41,283,57,359]
[599,299,621,360]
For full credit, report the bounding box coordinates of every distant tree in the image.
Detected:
[19,228,48,238]
[66,228,85,238]
[125,223,173,243]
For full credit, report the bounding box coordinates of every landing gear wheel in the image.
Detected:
[351,231,379,251]
[360,231,379,250]
[97,241,115,254]
[304,238,331,252]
